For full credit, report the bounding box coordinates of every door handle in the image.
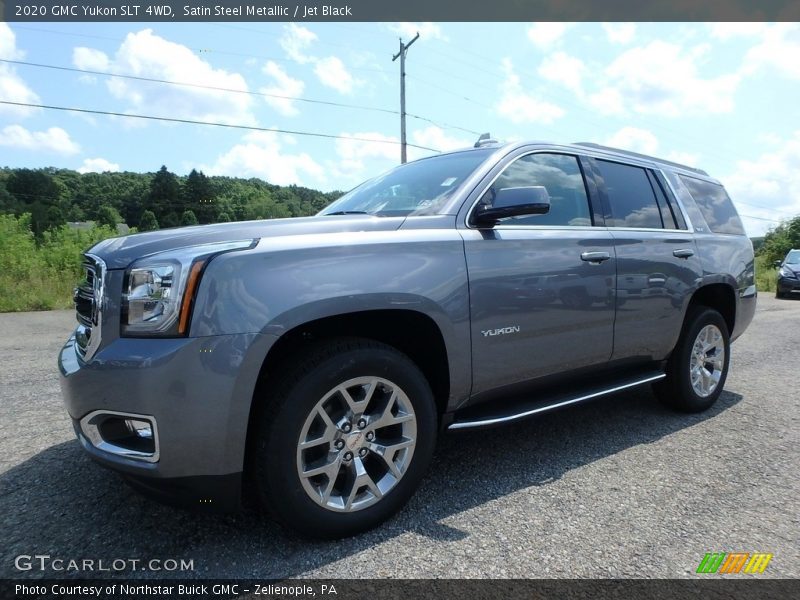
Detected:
[580,251,611,263]
[673,248,695,259]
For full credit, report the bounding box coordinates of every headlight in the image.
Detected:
[779,266,796,279]
[122,240,255,336]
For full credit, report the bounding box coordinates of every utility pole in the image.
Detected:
[392,33,419,164]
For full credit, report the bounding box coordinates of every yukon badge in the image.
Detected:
[481,326,521,337]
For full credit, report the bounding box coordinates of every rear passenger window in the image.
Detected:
[679,176,745,235]
[596,160,663,229]
[481,153,593,226]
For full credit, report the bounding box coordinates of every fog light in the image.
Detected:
[125,418,153,440]
[79,410,160,463]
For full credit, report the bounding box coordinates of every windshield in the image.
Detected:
[786,250,800,264]
[319,149,494,217]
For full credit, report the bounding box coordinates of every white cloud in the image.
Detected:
[260,61,305,117]
[719,130,800,235]
[0,125,80,155]
[590,41,740,117]
[665,151,700,166]
[278,24,359,96]
[741,24,800,80]
[203,131,324,186]
[334,131,399,177]
[527,23,573,49]
[606,127,659,155]
[388,22,447,42]
[74,29,254,125]
[77,157,120,173]
[605,127,701,167]
[72,47,111,71]
[280,24,318,64]
[495,58,565,124]
[0,24,40,117]
[411,126,470,154]
[587,87,625,115]
[314,56,357,95]
[538,51,586,93]
[0,23,23,60]
[708,23,768,40]
[602,23,636,44]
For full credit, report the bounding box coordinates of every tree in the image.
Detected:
[138,210,159,231]
[147,166,181,223]
[96,205,122,229]
[5,169,64,237]
[760,216,800,264]
[184,169,216,223]
[180,209,198,226]
[217,211,231,222]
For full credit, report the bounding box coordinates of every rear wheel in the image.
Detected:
[654,306,730,413]
[251,338,436,538]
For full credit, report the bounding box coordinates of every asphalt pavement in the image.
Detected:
[1,295,797,579]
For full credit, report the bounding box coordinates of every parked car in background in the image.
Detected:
[776,249,800,299]
[59,140,756,538]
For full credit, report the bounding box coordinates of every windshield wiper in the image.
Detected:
[323,210,370,216]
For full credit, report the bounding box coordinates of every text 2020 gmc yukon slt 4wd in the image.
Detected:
[59,141,756,538]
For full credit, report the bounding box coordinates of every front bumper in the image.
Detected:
[59,330,276,511]
[777,276,800,294]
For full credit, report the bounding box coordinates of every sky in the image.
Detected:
[0,21,798,236]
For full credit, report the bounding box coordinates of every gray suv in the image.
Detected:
[59,141,756,538]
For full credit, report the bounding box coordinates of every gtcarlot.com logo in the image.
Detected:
[696,552,773,574]
[14,554,194,572]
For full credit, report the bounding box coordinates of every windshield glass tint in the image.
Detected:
[319,149,494,216]
[786,250,800,264]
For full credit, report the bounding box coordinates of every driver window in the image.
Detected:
[480,153,593,226]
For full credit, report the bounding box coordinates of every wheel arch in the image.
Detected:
[254,308,452,415]
[687,281,737,335]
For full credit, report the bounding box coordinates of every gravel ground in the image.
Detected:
[0,296,798,580]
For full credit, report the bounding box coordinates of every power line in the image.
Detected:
[734,199,798,217]
[2,58,478,137]
[2,58,399,116]
[0,100,442,152]
[739,213,784,223]
[9,25,388,75]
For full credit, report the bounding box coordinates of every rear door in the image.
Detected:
[586,158,703,362]
[459,150,616,396]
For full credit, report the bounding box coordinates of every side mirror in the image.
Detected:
[774,260,782,268]
[473,186,551,227]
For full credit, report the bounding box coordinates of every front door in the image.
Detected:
[461,152,616,396]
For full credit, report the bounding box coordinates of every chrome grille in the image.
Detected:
[73,254,105,360]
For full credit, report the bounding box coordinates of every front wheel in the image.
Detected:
[654,306,731,413]
[251,338,437,538]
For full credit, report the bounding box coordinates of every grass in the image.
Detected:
[0,214,119,312]
[755,255,777,293]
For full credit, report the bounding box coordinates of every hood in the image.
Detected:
[782,263,800,276]
[89,214,406,269]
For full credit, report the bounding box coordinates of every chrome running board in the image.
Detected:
[449,372,666,430]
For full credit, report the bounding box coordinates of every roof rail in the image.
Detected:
[573,142,708,176]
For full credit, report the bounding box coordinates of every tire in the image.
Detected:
[653,306,731,413]
[775,289,785,299]
[251,338,437,539]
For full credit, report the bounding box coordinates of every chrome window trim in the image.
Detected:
[463,149,596,230]
[655,168,696,233]
[79,409,160,463]
[605,226,694,234]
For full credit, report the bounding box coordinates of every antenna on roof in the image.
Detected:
[474,133,500,148]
